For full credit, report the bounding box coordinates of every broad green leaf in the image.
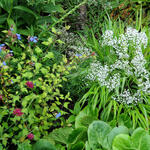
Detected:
[48,127,73,144]
[140,134,150,150]
[0,14,7,24]
[33,139,56,150]
[88,121,112,150]
[75,106,97,129]
[68,128,87,144]
[112,134,132,150]
[107,126,129,149]
[131,128,149,149]
[13,6,38,19]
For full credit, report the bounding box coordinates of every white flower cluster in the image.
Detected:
[87,27,149,104]
[113,89,142,105]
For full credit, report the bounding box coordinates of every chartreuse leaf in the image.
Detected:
[23,72,33,79]
[42,37,53,46]
[41,68,48,75]
[45,52,54,59]
[35,47,42,54]
[35,63,42,71]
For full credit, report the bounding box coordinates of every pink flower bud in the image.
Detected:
[27,133,34,140]
[13,108,24,116]
[26,81,34,88]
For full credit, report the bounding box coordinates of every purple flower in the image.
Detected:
[75,54,82,57]
[56,112,61,118]
[16,33,21,40]
[0,44,5,52]
[0,44,5,47]
[2,61,6,66]
[29,36,38,43]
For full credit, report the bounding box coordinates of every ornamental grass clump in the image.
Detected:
[79,27,150,129]
[87,27,150,105]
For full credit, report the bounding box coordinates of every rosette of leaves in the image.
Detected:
[87,120,150,150]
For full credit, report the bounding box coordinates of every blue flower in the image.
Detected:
[0,44,5,47]
[10,27,14,31]
[0,44,5,52]
[56,112,61,118]
[2,61,6,66]
[29,36,38,43]
[11,80,14,84]
[75,54,82,57]
[16,34,21,40]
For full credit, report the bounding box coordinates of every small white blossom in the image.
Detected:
[86,27,149,105]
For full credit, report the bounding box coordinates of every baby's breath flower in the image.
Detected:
[87,27,149,105]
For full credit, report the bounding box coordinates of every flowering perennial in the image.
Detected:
[26,81,34,89]
[87,27,149,104]
[29,36,38,43]
[13,108,24,116]
[27,133,34,140]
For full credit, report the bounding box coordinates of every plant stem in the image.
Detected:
[50,0,88,28]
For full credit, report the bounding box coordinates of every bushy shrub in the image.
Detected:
[0,28,75,149]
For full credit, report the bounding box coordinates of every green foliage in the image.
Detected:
[113,128,150,150]
[48,127,73,145]
[87,120,150,150]
[88,121,128,150]
[0,29,75,149]
[17,142,32,150]
[33,139,57,150]
[79,83,150,129]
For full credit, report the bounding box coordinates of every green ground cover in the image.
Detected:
[0,0,150,149]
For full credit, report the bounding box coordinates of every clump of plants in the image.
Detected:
[78,27,150,129]
[0,27,75,149]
